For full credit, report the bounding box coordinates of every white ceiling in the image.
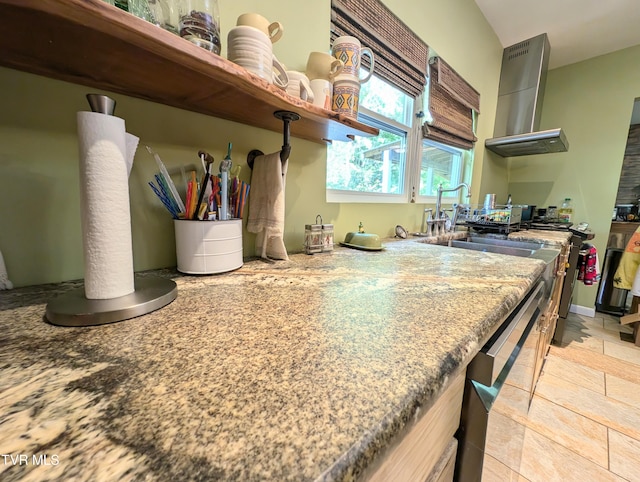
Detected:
[473,0,640,69]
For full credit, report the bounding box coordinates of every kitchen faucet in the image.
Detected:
[435,183,471,220]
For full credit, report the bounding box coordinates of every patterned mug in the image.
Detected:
[331,77,361,118]
[331,35,374,83]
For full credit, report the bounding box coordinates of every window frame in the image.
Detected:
[325,98,415,204]
[412,138,465,206]
[326,79,468,205]
[326,79,423,204]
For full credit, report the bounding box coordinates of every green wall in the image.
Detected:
[7,0,638,313]
[507,44,640,310]
[0,0,503,287]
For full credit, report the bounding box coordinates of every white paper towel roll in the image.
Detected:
[77,111,135,299]
[125,133,139,176]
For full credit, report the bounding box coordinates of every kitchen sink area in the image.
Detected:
[431,235,563,304]
[450,236,543,254]
[418,234,559,261]
[446,236,558,261]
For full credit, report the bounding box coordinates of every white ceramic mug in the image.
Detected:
[228,48,288,89]
[236,13,283,43]
[306,52,344,82]
[228,26,287,88]
[331,35,374,83]
[286,71,314,102]
[271,56,289,89]
[309,79,332,109]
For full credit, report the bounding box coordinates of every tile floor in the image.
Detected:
[482,311,640,481]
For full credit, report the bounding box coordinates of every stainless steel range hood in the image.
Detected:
[485,33,568,157]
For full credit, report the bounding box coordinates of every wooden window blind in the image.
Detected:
[423,57,480,150]
[330,0,428,98]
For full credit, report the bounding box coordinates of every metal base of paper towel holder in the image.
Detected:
[45,275,177,327]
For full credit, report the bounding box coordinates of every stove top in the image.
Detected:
[526,221,595,239]
[464,219,595,240]
[528,221,571,231]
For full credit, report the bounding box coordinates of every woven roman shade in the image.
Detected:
[330,0,428,98]
[424,57,480,150]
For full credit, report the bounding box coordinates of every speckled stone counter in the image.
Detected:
[0,239,546,482]
[408,230,468,245]
[508,228,572,247]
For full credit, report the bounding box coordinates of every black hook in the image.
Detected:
[248,111,300,168]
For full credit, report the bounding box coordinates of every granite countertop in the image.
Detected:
[0,237,548,482]
[508,228,572,247]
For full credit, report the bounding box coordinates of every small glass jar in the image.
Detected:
[177,0,221,54]
[128,0,157,23]
[148,0,181,34]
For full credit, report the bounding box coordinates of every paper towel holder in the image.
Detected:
[247,110,300,169]
[45,275,177,327]
[44,94,178,327]
[86,93,116,115]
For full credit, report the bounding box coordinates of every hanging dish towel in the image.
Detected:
[577,243,599,285]
[614,225,640,292]
[246,151,289,261]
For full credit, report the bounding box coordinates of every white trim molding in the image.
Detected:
[569,304,596,318]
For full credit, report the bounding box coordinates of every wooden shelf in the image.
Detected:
[0,0,378,144]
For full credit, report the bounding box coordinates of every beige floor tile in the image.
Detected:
[542,353,605,394]
[535,372,640,442]
[567,314,604,330]
[606,374,640,408]
[482,453,528,482]
[485,410,528,473]
[609,429,640,480]
[561,325,605,352]
[565,318,630,345]
[570,312,605,326]
[602,315,634,334]
[603,339,640,367]
[519,429,626,482]
[504,358,536,394]
[493,382,531,419]
[528,395,609,468]
[549,344,640,386]
[492,382,609,468]
[497,311,640,481]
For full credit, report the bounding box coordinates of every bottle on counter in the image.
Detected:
[559,198,573,223]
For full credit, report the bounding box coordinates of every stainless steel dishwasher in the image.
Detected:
[455,280,546,481]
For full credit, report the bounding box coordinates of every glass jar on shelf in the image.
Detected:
[177,0,221,54]
[148,0,181,34]
[128,0,157,23]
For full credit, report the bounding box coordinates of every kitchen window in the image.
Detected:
[326,74,417,203]
[327,0,477,204]
[418,139,464,198]
[326,73,467,204]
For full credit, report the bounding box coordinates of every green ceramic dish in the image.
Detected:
[341,232,384,250]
